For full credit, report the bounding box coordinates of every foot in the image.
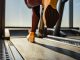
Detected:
[27,32,35,43]
[38,32,43,38]
[38,29,43,38]
[43,27,47,37]
[38,27,47,38]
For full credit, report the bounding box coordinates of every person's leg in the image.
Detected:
[38,7,47,38]
[31,6,40,32]
[27,6,40,43]
[38,7,44,38]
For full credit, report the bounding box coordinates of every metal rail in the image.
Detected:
[0,39,24,60]
[47,35,80,47]
[0,40,10,60]
[4,40,24,60]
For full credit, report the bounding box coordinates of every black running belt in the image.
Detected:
[10,30,28,37]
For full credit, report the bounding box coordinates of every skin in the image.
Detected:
[42,0,58,27]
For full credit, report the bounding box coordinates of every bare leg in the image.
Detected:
[31,6,40,32]
[38,7,44,37]
[27,6,40,43]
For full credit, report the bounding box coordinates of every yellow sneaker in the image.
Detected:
[27,32,35,43]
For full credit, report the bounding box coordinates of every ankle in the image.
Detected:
[29,32,35,36]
